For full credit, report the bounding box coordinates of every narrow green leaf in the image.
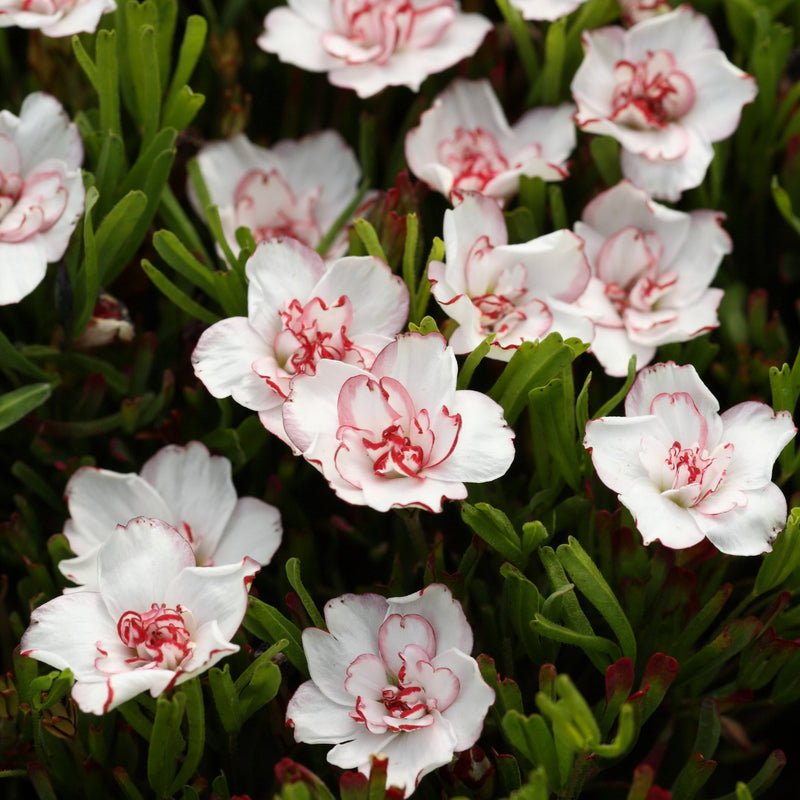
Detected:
[95,191,148,278]
[95,30,121,138]
[593,703,635,758]
[555,675,601,746]
[502,710,559,788]
[461,502,525,566]
[593,355,637,418]
[168,679,205,795]
[0,330,53,382]
[152,229,216,295]
[208,665,242,734]
[541,19,567,105]
[532,615,620,663]
[161,85,205,132]
[141,259,221,324]
[772,176,800,237]
[589,137,623,187]
[164,15,208,113]
[756,508,800,593]
[70,35,97,89]
[557,536,637,662]
[353,218,388,262]
[74,186,100,336]
[132,24,161,146]
[0,384,52,432]
[286,558,325,629]
[147,693,184,796]
[243,597,308,676]
[457,335,495,391]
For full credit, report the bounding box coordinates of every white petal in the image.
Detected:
[620,130,713,201]
[584,416,659,491]
[697,484,788,556]
[312,256,409,338]
[140,442,237,558]
[179,619,239,675]
[326,726,397,772]
[626,6,718,61]
[191,317,278,411]
[720,404,796,489]
[38,0,116,37]
[210,496,282,567]
[21,591,116,679]
[16,93,83,172]
[619,478,706,548]
[624,361,718,418]
[425,390,515,483]
[65,467,173,550]
[387,584,473,655]
[287,680,361,743]
[97,518,195,620]
[73,667,175,714]
[0,239,48,305]
[257,7,340,73]
[165,558,259,638]
[434,649,494,750]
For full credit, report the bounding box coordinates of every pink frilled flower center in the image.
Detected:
[262,296,374,399]
[465,237,552,344]
[116,603,194,670]
[438,128,512,192]
[595,227,677,327]
[641,392,735,510]
[322,0,456,65]
[234,169,321,248]
[345,614,460,734]
[0,134,69,243]
[334,375,461,483]
[610,50,695,129]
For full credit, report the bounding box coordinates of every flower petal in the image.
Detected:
[210,496,283,567]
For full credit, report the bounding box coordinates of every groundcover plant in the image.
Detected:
[3,1,800,799]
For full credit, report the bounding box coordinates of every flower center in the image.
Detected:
[438,128,510,192]
[324,0,456,64]
[117,603,194,670]
[364,421,427,477]
[665,441,714,487]
[472,292,529,335]
[234,169,321,248]
[273,296,367,381]
[610,50,695,129]
[0,172,22,221]
[380,683,428,721]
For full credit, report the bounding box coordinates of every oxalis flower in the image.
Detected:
[286,584,494,797]
[282,332,516,512]
[429,192,593,360]
[584,362,797,555]
[192,130,364,259]
[0,92,84,305]
[257,0,492,99]
[192,238,410,448]
[571,5,757,200]
[21,517,259,713]
[0,0,116,36]
[405,78,575,205]
[58,441,282,590]
[575,180,730,377]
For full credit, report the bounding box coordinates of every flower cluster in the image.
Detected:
[0,0,115,37]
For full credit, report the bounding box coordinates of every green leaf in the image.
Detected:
[502,710,559,789]
[286,558,325,629]
[501,563,545,661]
[161,85,205,131]
[772,176,800,237]
[168,679,205,795]
[235,649,283,723]
[73,185,100,336]
[152,229,216,295]
[141,259,221,324]
[556,536,637,662]
[593,703,635,759]
[148,692,185,796]
[461,502,526,567]
[0,383,52,432]
[30,670,74,711]
[243,597,308,676]
[71,34,97,89]
[670,753,716,800]
[589,137,623,186]
[541,18,567,105]
[353,218,388,262]
[164,15,208,116]
[208,665,242,734]
[95,30,122,138]
[554,675,601,746]
[755,508,800,593]
[692,697,721,761]
[95,191,149,279]
[0,329,53,382]
[489,333,588,425]
[456,334,495,390]
[593,355,637,418]
[531,615,621,664]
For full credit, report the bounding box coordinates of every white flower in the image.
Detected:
[575,180,730,377]
[584,362,796,555]
[73,291,134,350]
[21,517,259,714]
[257,0,492,99]
[618,0,671,27]
[192,131,364,259]
[0,0,115,36]
[571,6,757,200]
[429,192,593,360]
[191,238,410,448]
[282,332,516,512]
[0,92,84,305]
[58,441,281,590]
[508,0,586,22]
[405,78,575,204]
[286,584,494,797]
